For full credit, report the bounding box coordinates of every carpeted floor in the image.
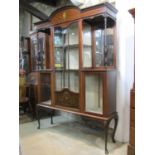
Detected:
[19,116,127,155]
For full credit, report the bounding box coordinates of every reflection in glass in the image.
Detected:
[55,71,79,93]
[82,22,92,67]
[95,30,104,67]
[95,28,114,67]
[105,28,114,66]
[40,73,51,105]
[37,37,45,69]
[54,23,79,69]
[85,74,103,114]
[31,38,38,70]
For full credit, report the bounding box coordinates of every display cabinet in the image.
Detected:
[34,2,118,154]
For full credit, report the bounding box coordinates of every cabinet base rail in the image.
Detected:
[36,104,118,154]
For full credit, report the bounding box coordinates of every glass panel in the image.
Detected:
[83,15,115,68]
[54,23,79,70]
[55,47,64,68]
[105,28,114,66]
[85,74,103,114]
[55,71,79,93]
[37,37,46,69]
[82,22,92,67]
[31,37,37,70]
[54,28,64,68]
[55,71,63,91]
[68,23,79,45]
[95,29,104,67]
[67,23,79,69]
[69,71,79,92]
[95,27,114,67]
[22,53,30,73]
[40,73,51,105]
[66,48,79,69]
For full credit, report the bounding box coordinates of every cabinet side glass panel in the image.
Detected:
[95,29,104,67]
[40,73,51,105]
[85,74,103,114]
[105,28,114,66]
[31,38,37,70]
[37,37,46,69]
[95,27,114,67]
[82,21,92,67]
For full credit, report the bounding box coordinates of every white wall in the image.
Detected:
[115,0,135,142]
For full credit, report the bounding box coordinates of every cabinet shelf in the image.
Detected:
[55,69,79,71]
[55,44,91,49]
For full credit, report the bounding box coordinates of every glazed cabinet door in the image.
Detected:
[54,22,80,109]
[82,15,116,69]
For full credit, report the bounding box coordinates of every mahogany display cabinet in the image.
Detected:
[30,2,118,154]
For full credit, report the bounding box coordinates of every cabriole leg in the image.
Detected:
[37,107,41,129]
[104,120,110,154]
[112,113,118,143]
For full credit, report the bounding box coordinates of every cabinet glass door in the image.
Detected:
[54,23,79,70]
[54,22,80,109]
[82,16,115,68]
[85,74,103,114]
